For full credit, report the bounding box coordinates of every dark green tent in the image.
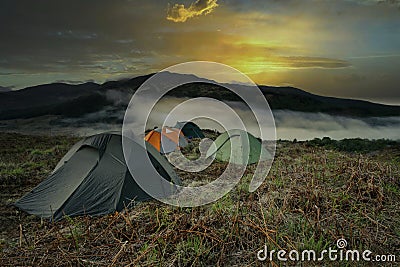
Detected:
[206,129,272,165]
[15,133,181,221]
[175,121,205,138]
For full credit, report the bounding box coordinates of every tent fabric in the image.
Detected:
[175,121,205,138]
[145,127,188,154]
[15,133,181,221]
[206,129,272,165]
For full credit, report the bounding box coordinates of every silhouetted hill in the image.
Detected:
[259,86,400,117]
[0,73,399,120]
[0,82,110,119]
[101,74,152,90]
[0,86,12,93]
[164,82,400,117]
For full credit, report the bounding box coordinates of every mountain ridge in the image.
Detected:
[0,73,399,120]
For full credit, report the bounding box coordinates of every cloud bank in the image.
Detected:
[273,110,400,141]
[2,95,399,141]
[167,0,219,22]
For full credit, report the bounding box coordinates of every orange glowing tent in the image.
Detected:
[145,127,188,154]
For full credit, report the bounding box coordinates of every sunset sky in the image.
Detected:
[1,0,399,104]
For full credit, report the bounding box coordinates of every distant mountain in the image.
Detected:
[0,73,399,120]
[0,86,12,93]
[259,86,400,117]
[0,82,109,119]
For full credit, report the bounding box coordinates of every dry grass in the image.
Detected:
[0,133,399,266]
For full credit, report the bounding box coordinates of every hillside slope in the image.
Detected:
[0,73,399,120]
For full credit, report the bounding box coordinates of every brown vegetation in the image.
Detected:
[0,133,399,266]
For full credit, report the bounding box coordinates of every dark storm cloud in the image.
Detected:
[354,0,400,7]
[277,57,351,69]
[0,0,399,104]
[0,0,167,74]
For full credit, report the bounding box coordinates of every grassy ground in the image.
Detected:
[0,132,399,266]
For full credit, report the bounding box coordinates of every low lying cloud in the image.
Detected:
[1,96,399,141]
[97,97,400,141]
[274,110,400,141]
[167,0,219,22]
[105,89,135,106]
[278,56,351,69]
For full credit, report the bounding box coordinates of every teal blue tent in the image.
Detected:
[175,121,205,138]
